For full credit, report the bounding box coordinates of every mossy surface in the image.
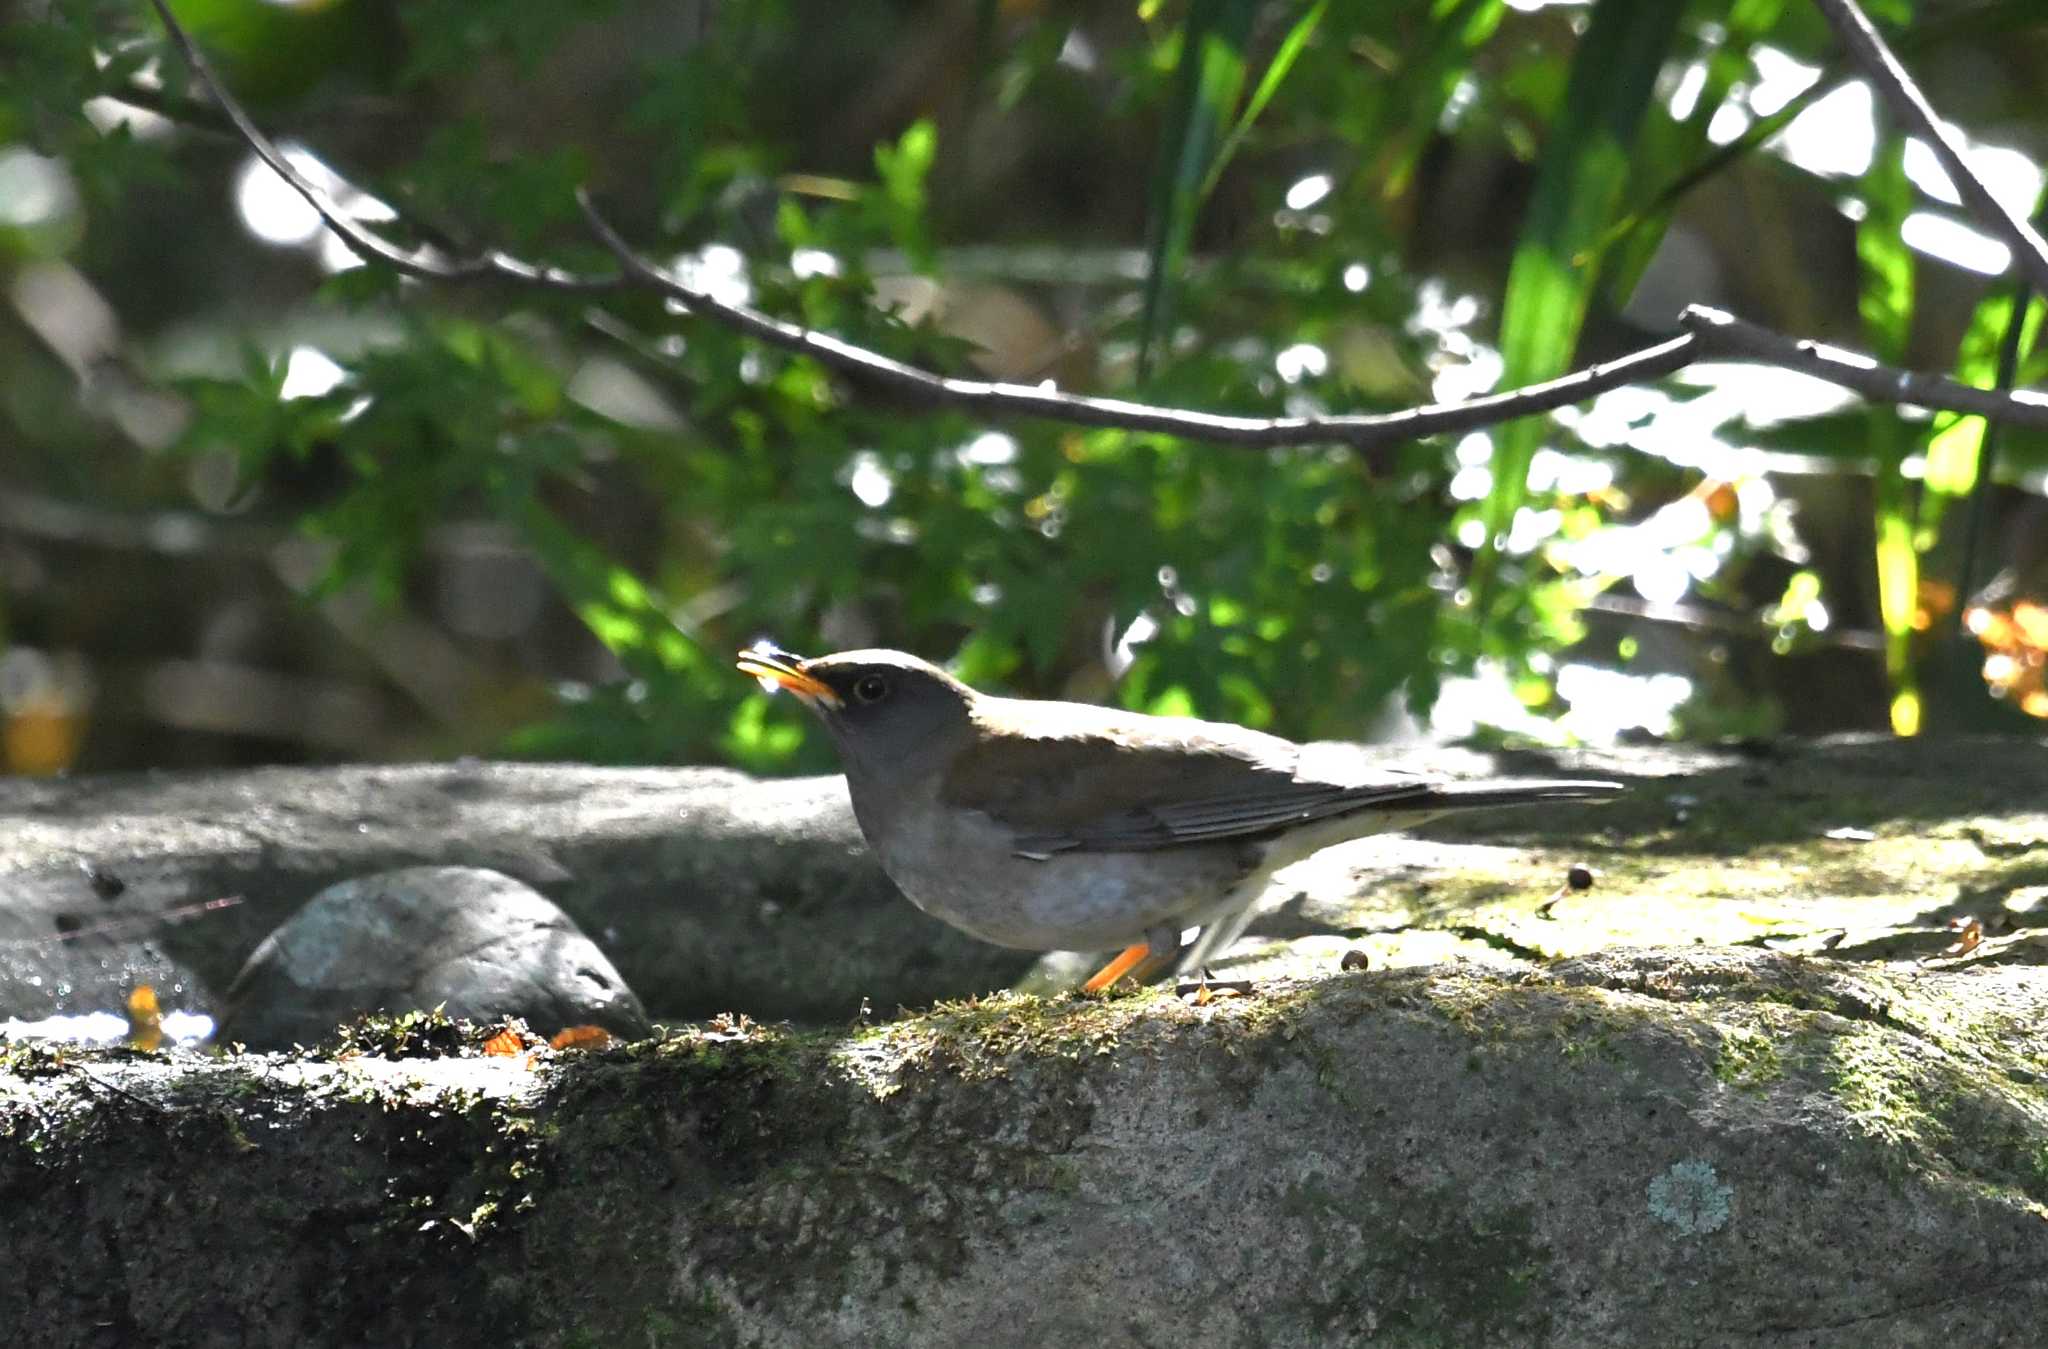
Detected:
[1204,736,2048,988]
[5,952,2048,1345]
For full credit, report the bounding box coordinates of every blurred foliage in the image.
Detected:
[2,0,2047,774]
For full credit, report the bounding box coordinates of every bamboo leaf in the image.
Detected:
[1602,0,1790,305]
[1201,0,1327,200]
[1376,0,1506,199]
[1476,0,1686,580]
[1138,0,1257,378]
[1923,293,2045,502]
[1857,134,1920,734]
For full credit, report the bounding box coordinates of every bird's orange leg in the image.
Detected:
[1083,942,1165,993]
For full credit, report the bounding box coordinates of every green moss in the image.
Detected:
[877,989,1137,1080]
[1713,1025,1784,1088]
[1819,1017,2048,1207]
[0,1040,72,1079]
[327,1005,470,1059]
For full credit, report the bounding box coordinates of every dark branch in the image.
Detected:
[1679,306,2048,429]
[1812,0,2048,297]
[95,76,238,138]
[143,0,616,292]
[143,0,2048,453]
[576,189,1701,449]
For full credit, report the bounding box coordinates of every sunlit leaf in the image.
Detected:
[1922,234,2047,519]
[874,118,939,271]
[507,493,708,686]
[1202,0,1327,199]
[1858,134,1920,733]
[1477,0,1686,582]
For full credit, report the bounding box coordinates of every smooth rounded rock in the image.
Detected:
[218,865,650,1048]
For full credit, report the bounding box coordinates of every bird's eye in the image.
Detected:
[852,674,890,703]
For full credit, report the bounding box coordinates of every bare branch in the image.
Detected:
[1583,592,1884,653]
[1812,0,2048,297]
[142,0,616,292]
[142,0,2048,455]
[94,77,238,138]
[1679,306,2048,429]
[576,190,1702,450]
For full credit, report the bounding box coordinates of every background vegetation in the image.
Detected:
[2,0,2045,777]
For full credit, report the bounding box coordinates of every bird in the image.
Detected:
[735,645,1623,990]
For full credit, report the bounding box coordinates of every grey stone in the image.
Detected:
[217,866,649,1048]
[1,947,2043,1346]
[0,762,1030,1024]
[3,736,2046,1031]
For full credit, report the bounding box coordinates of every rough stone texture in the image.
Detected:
[216,866,650,1050]
[2,947,2044,1347]
[0,762,1029,1024]
[4,736,2047,1028]
[1181,732,2048,975]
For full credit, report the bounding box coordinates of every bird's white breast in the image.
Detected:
[868,795,1250,952]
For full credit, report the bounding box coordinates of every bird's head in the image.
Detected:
[735,645,979,782]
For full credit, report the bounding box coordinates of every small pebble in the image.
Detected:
[80,861,126,901]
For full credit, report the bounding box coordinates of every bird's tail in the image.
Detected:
[1421,778,1625,809]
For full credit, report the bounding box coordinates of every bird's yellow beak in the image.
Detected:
[735,646,842,708]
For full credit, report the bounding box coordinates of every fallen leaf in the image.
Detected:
[126,984,163,1053]
[480,1027,527,1057]
[1942,917,1983,958]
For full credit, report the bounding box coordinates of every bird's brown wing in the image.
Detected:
[940,704,1435,856]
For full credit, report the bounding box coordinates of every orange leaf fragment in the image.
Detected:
[1942,916,1983,958]
[480,1027,526,1057]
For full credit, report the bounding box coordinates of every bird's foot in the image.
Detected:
[1081,926,1181,993]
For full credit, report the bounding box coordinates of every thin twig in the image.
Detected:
[0,897,246,952]
[578,188,1703,449]
[143,0,615,292]
[1582,592,1884,653]
[1679,306,2048,429]
[1812,0,2048,297]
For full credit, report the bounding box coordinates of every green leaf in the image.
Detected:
[874,118,939,271]
[1201,0,1327,199]
[1138,0,1257,377]
[506,492,709,689]
[1602,0,1790,305]
[1921,167,2048,533]
[1857,137,1915,363]
[1476,0,1686,570]
[1857,135,1919,732]
[1375,0,1507,200]
[1923,293,2046,503]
